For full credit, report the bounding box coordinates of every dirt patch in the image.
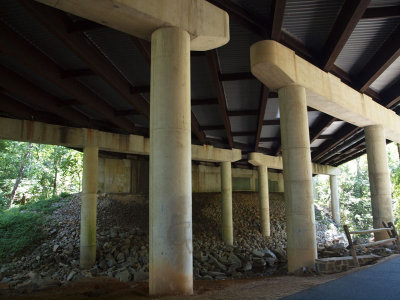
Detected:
[3,255,398,300]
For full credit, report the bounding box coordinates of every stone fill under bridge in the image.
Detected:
[0,0,399,296]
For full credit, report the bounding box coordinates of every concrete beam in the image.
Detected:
[192,144,241,163]
[0,117,241,163]
[248,152,340,176]
[312,163,341,176]
[35,0,229,51]
[250,40,400,143]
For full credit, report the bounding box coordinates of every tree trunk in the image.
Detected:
[53,165,58,197]
[53,156,62,197]
[9,143,32,206]
[397,143,400,164]
[77,172,81,192]
[356,158,362,197]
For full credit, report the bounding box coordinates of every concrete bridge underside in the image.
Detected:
[0,0,398,296]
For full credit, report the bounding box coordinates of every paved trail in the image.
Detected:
[282,256,400,300]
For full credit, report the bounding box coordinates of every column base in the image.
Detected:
[287,248,316,273]
[80,245,96,269]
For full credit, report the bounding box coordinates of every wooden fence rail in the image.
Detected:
[343,221,400,267]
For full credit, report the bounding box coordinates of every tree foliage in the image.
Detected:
[314,143,400,231]
[0,140,82,208]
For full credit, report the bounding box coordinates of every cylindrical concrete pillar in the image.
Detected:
[364,125,393,241]
[279,84,317,273]
[149,27,192,296]
[80,145,98,269]
[258,165,270,236]
[277,173,284,193]
[221,161,233,245]
[330,175,340,224]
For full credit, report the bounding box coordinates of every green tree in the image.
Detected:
[389,143,400,228]
[338,157,372,230]
[314,143,400,231]
[9,143,32,206]
[0,140,83,208]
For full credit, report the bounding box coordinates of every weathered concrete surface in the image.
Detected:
[248,152,340,175]
[98,158,132,193]
[192,164,283,193]
[364,125,393,241]
[221,161,233,246]
[35,0,229,51]
[80,145,98,269]
[192,145,241,162]
[97,158,284,194]
[250,40,400,143]
[149,27,192,295]
[258,165,270,236]
[279,85,317,273]
[0,117,241,163]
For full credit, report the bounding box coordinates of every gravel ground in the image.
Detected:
[0,192,347,294]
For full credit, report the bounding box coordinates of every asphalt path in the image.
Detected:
[281,256,400,300]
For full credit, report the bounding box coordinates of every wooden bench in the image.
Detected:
[343,222,400,267]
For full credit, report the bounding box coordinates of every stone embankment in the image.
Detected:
[0,192,350,290]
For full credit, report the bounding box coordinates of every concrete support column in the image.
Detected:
[258,165,270,236]
[80,145,98,269]
[221,161,233,245]
[279,84,317,273]
[364,125,393,241]
[149,27,192,296]
[330,175,340,224]
[277,173,284,193]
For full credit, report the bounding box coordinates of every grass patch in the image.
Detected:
[0,195,68,262]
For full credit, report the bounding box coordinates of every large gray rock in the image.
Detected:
[133,271,148,282]
[116,269,130,282]
[106,256,116,268]
[228,253,241,266]
[251,250,265,258]
[207,271,225,277]
[116,252,125,263]
[208,254,227,271]
[66,271,76,281]
[241,261,252,272]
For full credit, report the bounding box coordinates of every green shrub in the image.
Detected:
[0,192,9,210]
[59,192,71,198]
[0,195,67,262]
[0,209,45,261]
[24,195,64,214]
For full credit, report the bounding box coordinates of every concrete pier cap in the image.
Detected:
[35,0,230,51]
[248,152,340,176]
[250,40,400,144]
